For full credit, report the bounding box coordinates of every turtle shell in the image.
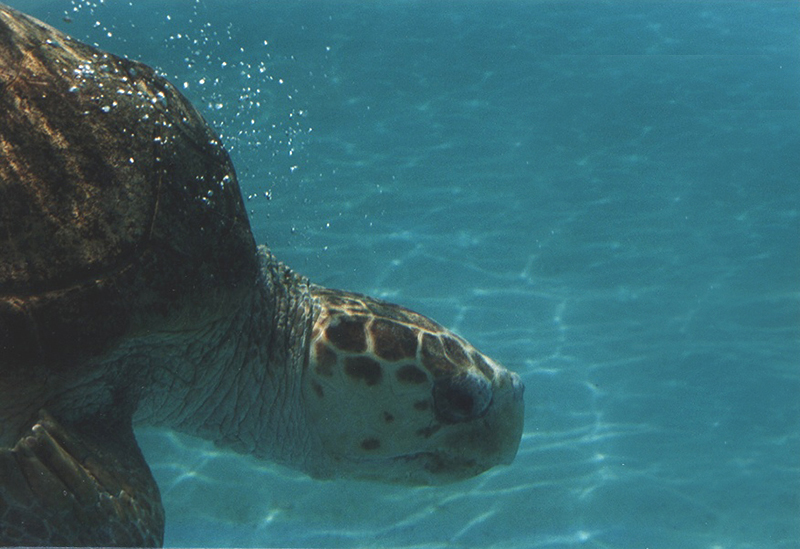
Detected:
[0,6,258,374]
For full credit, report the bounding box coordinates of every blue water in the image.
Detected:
[10,0,800,547]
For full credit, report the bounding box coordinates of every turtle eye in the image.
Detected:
[433,373,493,424]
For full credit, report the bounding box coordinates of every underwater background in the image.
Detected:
[8,0,800,547]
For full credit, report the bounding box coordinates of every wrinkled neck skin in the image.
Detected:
[133,245,322,472]
[127,245,524,486]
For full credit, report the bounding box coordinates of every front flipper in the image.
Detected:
[0,410,164,546]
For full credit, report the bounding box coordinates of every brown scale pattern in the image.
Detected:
[420,333,456,377]
[371,318,418,361]
[310,290,502,455]
[314,290,492,392]
[442,335,469,366]
[325,315,368,353]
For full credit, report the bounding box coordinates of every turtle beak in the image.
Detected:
[397,368,525,485]
[440,368,525,471]
[499,371,526,464]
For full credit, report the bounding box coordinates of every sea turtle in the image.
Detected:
[0,4,525,546]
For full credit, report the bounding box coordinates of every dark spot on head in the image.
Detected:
[416,424,441,439]
[396,364,428,385]
[312,381,324,398]
[472,351,495,380]
[442,335,469,367]
[314,341,337,377]
[344,356,383,386]
[326,315,368,353]
[361,437,381,451]
[383,411,394,423]
[420,333,454,377]
[371,319,418,361]
[413,399,430,411]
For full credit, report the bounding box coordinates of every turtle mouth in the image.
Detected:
[330,449,483,485]
[365,451,485,485]
[407,451,480,478]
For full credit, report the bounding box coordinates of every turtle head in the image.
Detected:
[300,287,525,485]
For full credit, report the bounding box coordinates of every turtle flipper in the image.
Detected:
[0,410,164,547]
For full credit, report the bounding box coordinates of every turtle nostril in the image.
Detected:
[433,373,493,424]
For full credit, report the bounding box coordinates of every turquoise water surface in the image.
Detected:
[10,1,800,547]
